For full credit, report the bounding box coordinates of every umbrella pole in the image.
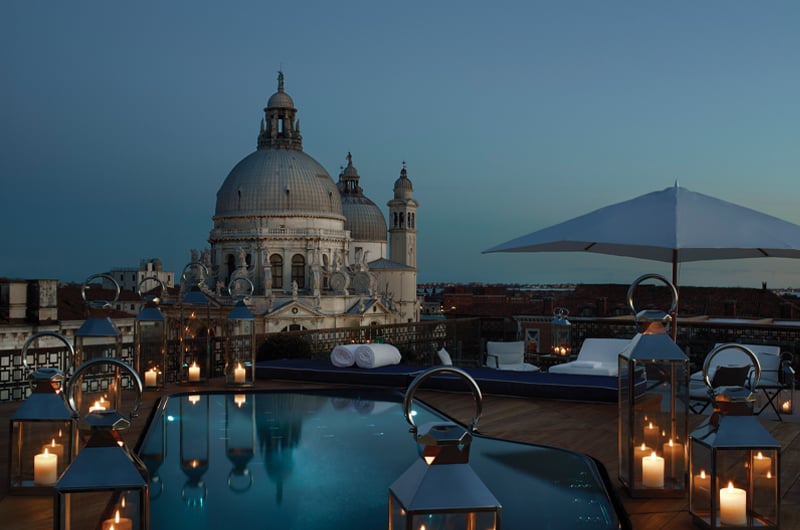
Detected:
[671,252,678,341]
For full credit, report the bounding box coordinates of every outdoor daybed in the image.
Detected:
[548,338,631,377]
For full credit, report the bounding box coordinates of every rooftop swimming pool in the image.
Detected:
[138,389,626,529]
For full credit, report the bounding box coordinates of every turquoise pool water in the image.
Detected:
[138,389,625,529]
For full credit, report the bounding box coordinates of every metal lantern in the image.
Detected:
[224,277,256,388]
[54,410,150,530]
[179,262,213,385]
[225,393,255,492]
[389,367,502,530]
[73,274,123,370]
[9,332,77,495]
[618,274,689,498]
[551,307,571,356]
[689,344,780,529]
[777,353,794,416]
[180,393,209,507]
[134,277,167,390]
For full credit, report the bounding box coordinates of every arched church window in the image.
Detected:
[291,254,305,289]
[226,254,236,285]
[393,212,398,228]
[399,212,405,228]
[270,254,283,289]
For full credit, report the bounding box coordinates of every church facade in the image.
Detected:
[195,73,419,332]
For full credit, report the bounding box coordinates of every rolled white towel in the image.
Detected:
[330,344,359,367]
[355,343,402,368]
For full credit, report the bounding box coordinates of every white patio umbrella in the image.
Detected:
[483,183,800,336]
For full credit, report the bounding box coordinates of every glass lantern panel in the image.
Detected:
[74,334,122,368]
[135,320,166,389]
[59,490,145,530]
[224,320,255,387]
[180,312,211,384]
[751,449,779,526]
[689,440,713,520]
[71,362,139,421]
[10,420,74,489]
[779,387,793,415]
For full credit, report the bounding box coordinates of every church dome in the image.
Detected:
[338,153,387,242]
[267,90,294,109]
[215,149,343,218]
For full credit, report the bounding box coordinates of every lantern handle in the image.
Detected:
[181,261,209,284]
[136,276,166,303]
[21,330,75,376]
[403,366,483,434]
[702,343,762,390]
[66,357,144,423]
[228,275,255,301]
[82,273,120,308]
[626,273,678,316]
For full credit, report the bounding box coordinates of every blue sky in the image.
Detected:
[2,1,799,288]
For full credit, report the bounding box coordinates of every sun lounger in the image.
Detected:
[548,338,631,377]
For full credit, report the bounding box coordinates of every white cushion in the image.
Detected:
[494,362,539,372]
[437,348,453,366]
[575,338,631,364]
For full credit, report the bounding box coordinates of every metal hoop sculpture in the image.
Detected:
[21,330,75,377]
[228,276,255,300]
[702,343,762,390]
[403,366,484,435]
[137,276,166,304]
[626,273,679,317]
[81,273,120,309]
[181,261,209,285]
[66,357,144,422]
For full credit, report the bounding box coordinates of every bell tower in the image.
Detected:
[388,162,418,268]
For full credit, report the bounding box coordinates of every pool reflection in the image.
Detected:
[138,390,625,529]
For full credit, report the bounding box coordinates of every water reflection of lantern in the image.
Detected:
[134,277,167,390]
[179,262,212,385]
[54,410,149,530]
[618,274,688,498]
[226,393,255,492]
[73,274,123,370]
[9,333,77,495]
[550,307,571,356]
[389,367,502,530]
[180,393,209,507]
[138,409,166,500]
[224,277,256,388]
[689,344,780,529]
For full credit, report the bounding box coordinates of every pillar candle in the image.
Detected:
[34,448,58,485]
[719,482,747,525]
[144,368,158,387]
[101,509,133,530]
[234,363,246,384]
[643,421,660,449]
[633,443,652,483]
[89,397,107,412]
[188,362,200,382]
[662,439,684,479]
[642,452,664,488]
[753,451,772,477]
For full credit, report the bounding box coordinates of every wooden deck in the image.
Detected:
[1,378,798,529]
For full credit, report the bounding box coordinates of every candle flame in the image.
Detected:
[767,471,772,479]
[700,470,706,479]
[640,443,646,451]
[51,439,56,447]
[648,422,653,429]
[115,510,121,523]
[668,439,674,447]
[44,447,49,456]
[121,497,126,508]
[727,481,735,491]
[649,451,657,459]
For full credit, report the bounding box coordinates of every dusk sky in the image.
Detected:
[2,1,799,288]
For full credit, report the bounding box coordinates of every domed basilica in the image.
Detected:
[194,72,419,332]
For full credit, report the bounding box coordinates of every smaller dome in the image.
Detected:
[393,163,414,199]
[268,90,294,109]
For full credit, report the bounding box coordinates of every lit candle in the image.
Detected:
[34,448,58,485]
[633,443,652,482]
[643,421,660,449]
[144,368,158,387]
[719,481,747,525]
[782,400,792,413]
[101,509,132,530]
[662,439,684,479]
[753,451,772,477]
[188,362,200,382]
[89,397,107,412]
[642,451,664,488]
[43,438,64,463]
[693,469,710,506]
[234,394,247,407]
[234,363,246,384]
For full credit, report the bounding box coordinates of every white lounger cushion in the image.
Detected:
[549,338,631,377]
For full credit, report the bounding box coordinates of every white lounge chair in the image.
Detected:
[548,338,631,376]
[485,341,539,372]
